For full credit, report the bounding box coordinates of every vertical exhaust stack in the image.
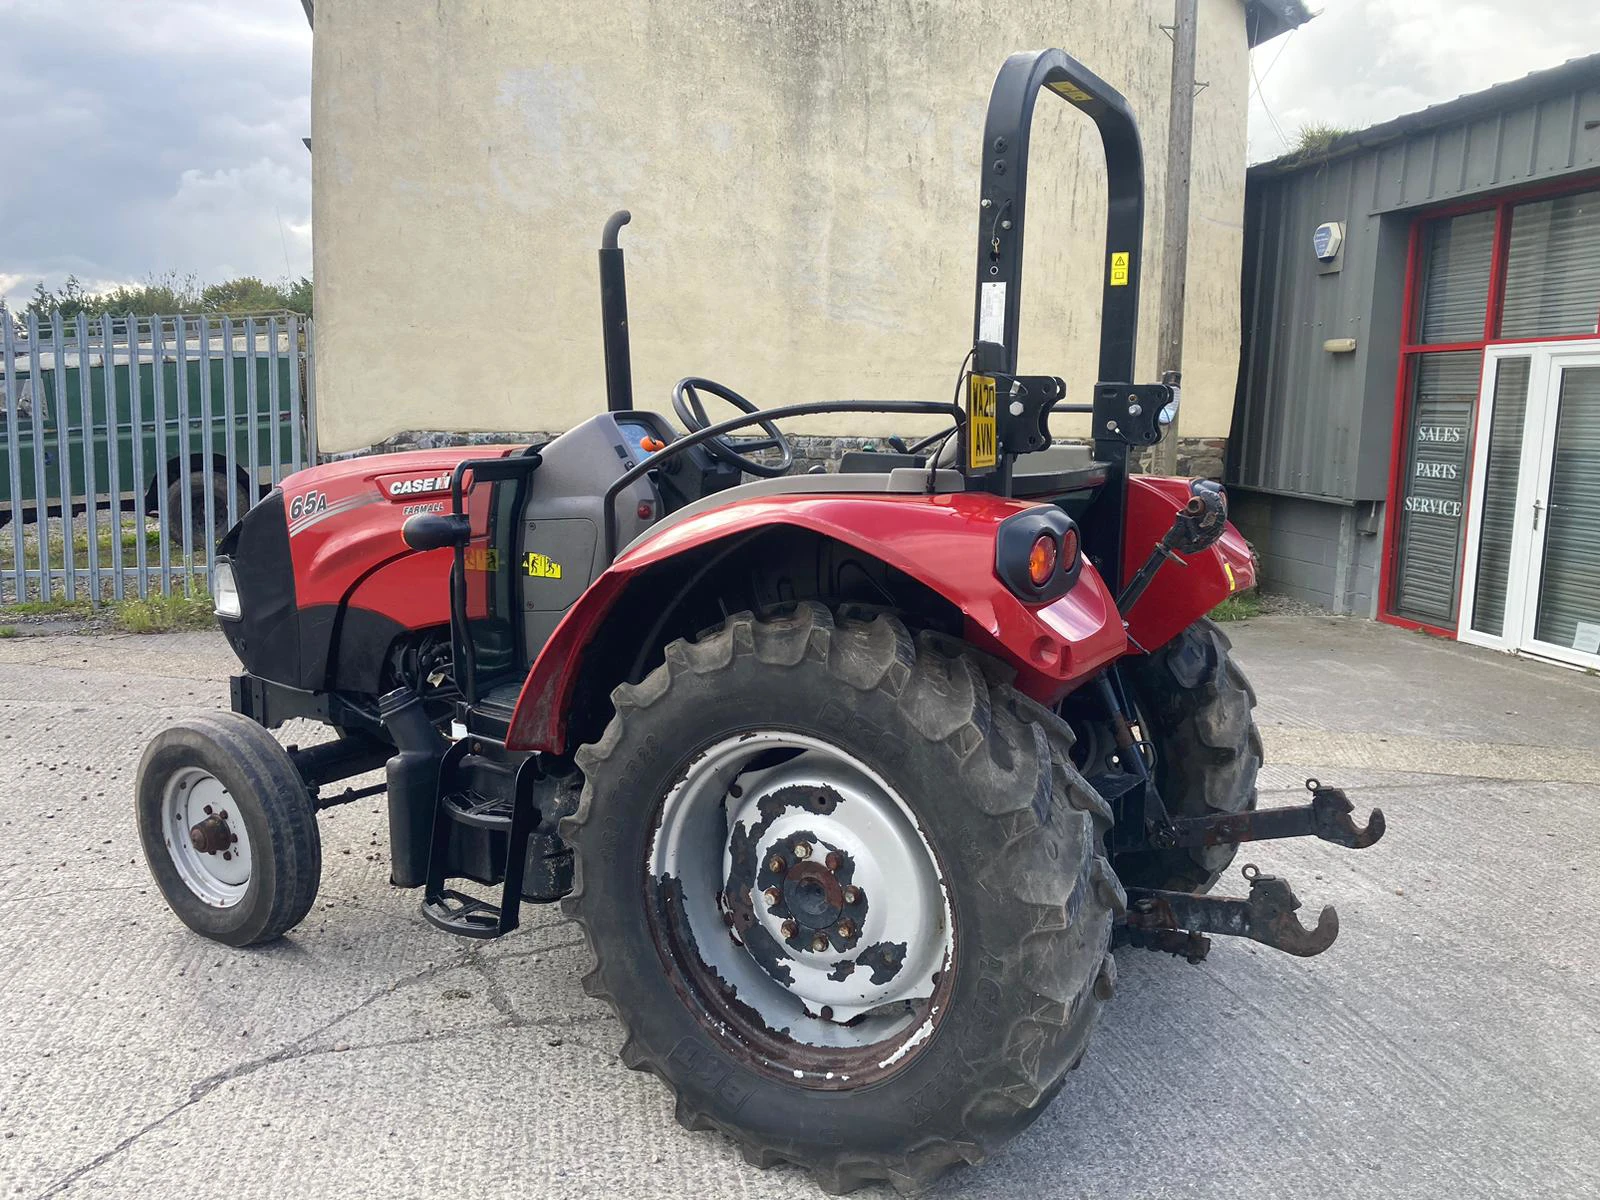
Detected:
[599,210,634,413]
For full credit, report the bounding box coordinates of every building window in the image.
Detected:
[1415,210,1495,344]
[1391,352,1479,624]
[1501,189,1600,339]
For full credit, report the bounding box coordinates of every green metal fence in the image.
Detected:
[0,310,316,605]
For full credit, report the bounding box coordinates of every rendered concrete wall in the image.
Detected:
[311,0,1252,453]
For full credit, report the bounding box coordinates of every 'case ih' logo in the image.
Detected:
[388,474,452,497]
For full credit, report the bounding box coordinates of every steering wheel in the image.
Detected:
[672,377,795,479]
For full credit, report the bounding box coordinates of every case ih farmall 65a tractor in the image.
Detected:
[136,50,1384,1193]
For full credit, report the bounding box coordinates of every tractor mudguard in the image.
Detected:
[1120,476,1256,653]
[504,491,1127,752]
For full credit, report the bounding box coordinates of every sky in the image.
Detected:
[0,0,312,311]
[0,1,1596,311]
[1248,0,1600,162]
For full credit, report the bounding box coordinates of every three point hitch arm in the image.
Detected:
[1117,780,1386,964]
[1106,490,1386,965]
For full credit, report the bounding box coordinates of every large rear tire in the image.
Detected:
[1114,618,1262,893]
[561,604,1123,1193]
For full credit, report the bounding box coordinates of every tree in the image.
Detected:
[11,272,312,334]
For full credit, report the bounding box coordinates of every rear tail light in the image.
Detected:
[995,509,1084,604]
[1060,524,1080,570]
[1027,534,1058,586]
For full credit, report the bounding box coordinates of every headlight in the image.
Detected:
[212,558,242,620]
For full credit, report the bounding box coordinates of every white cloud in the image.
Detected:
[1249,0,1600,162]
[0,0,311,308]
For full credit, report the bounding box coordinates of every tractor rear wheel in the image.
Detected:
[135,713,321,946]
[1113,618,1262,893]
[561,604,1122,1194]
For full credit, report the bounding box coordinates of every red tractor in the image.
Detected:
[136,50,1382,1193]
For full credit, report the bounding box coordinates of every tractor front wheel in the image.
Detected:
[135,713,321,946]
[561,605,1122,1193]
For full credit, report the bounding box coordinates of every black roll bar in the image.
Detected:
[970,50,1149,591]
[973,49,1144,394]
[601,399,966,562]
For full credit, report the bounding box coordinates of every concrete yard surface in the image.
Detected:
[1,615,1597,1199]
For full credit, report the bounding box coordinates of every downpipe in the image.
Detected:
[380,686,448,888]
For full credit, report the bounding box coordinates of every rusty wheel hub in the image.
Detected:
[161,767,252,908]
[648,731,953,1082]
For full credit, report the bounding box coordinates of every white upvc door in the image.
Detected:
[1460,342,1600,669]
[1519,349,1600,669]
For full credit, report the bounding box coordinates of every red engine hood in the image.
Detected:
[280,444,524,615]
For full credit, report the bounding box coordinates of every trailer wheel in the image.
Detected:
[561,604,1122,1193]
[1115,618,1262,893]
[165,469,249,547]
[135,713,321,946]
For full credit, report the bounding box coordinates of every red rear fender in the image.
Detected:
[1120,476,1256,652]
[505,492,1127,752]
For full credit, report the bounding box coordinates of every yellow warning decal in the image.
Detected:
[463,548,500,572]
[1048,80,1095,105]
[523,552,563,579]
[967,374,998,471]
[1110,252,1131,287]
[1223,561,1237,593]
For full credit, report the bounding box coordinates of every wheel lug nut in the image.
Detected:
[781,919,799,940]
[820,1005,833,1021]
[768,855,786,873]
[837,921,854,939]
[824,851,842,871]
[794,842,812,861]
[810,934,829,953]
[843,886,860,904]
[762,887,781,907]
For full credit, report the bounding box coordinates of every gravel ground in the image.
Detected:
[1,615,1597,1199]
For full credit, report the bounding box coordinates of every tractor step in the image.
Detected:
[443,790,514,830]
[420,739,541,940]
[421,887,508,938]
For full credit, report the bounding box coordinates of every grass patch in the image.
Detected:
[3,596,95,617]
[1209,589,1263,622]
[111,590,216,634]
[0,626,17,638]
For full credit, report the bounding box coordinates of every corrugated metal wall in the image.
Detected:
[1230,68,1600,502]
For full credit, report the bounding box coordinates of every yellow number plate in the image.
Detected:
[967,373,998,470]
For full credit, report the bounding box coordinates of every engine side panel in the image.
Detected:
[505,491,1127,753]
[1120,476,1257,652]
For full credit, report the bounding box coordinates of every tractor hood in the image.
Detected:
[218,444,525,694]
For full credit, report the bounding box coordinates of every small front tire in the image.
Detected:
[136,713,321,946]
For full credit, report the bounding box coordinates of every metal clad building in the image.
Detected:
[1229,54,1600,671]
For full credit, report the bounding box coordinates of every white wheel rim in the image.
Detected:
[649,732,954,1073]
[161,766,252,908]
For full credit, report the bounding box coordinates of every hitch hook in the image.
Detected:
[1305,779,1385,849]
